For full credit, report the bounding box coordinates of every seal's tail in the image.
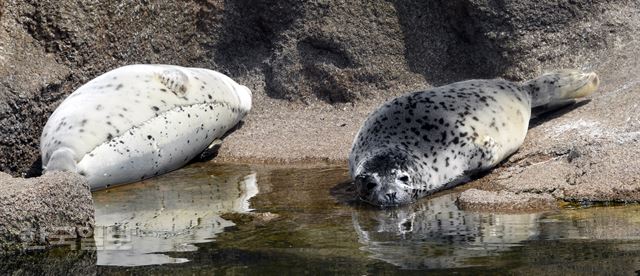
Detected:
[43,147,77,173]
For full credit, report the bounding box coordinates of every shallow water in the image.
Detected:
[3,163,640,274]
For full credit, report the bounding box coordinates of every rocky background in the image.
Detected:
[0,171,93,252]
[1,0,639,206]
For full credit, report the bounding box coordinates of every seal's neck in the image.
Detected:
[523,70,599,108]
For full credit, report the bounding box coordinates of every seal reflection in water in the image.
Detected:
[352,193,640,270]
[40,64,252,190]
[352,194,539,269]
[93,164,258,266]
[349,70,599,206]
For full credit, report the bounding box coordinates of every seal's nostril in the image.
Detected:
[367,182,377,190]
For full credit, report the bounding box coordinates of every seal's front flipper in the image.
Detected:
[43,147,77,173]
[157,68,190,96]
[196,139,224,162]
[472,136,502,169]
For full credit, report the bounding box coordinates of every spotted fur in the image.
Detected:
[349,71,599,206]
[41,64,252,190]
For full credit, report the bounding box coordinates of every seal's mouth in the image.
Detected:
[357,192,414,208]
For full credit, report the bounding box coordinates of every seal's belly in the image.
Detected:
[78,104,238,190]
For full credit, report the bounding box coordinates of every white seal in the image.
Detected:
[40,64,252,190]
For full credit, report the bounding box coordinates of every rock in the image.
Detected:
[2,0,639,177]
[0,172,94,253]
[457,189,558,212]
[0,250,96,275]
[0,0,639,206]
[488,33,640,203]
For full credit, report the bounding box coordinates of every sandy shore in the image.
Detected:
[214,83,416,165]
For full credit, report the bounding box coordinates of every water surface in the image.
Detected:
[3,163,640,274]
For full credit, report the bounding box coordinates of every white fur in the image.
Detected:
[41,64,251,190]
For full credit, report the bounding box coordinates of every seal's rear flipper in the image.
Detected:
[526,70,599,107]
[472,136,503,168]
[43,147,77,173]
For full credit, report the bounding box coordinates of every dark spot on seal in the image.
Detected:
[151,106,159,112]
[440,131,447,143]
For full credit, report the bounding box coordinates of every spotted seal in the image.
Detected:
[349,70,599,206]
[41,64,252,190]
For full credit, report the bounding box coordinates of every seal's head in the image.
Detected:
[354,151,416,207]
[526,70,599,107]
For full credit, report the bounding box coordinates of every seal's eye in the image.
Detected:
[367,182,377,190]
[398,175,409,182]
